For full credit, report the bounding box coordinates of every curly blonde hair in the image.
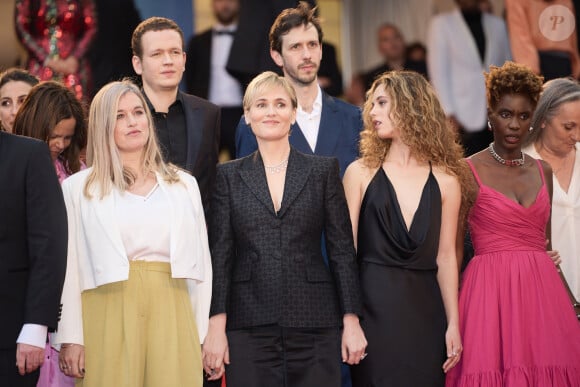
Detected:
[485,61,543,110]
[359,70,473,211]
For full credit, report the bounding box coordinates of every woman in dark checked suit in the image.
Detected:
[202,71,367,387]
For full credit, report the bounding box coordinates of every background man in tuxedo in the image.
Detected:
[131,17,221,213]
[0,132,67,386]
[186,0,243,160]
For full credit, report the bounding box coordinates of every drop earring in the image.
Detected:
[487,120,492,130]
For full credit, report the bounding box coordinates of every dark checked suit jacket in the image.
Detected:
[208,147,361,330]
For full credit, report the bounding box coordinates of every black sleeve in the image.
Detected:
[25,141,68,330]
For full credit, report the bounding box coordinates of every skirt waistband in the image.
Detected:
[128,261,171,273]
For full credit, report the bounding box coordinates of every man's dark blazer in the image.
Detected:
[236,92,362,177]
[150,91,220,213]
[0,132,67,350]
[209,148,361,329]
[185,29,212,98]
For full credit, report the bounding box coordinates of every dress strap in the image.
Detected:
[465,159,483,187]
[535,159,546,186]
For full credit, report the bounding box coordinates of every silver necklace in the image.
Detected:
[264,158,289,174]
[489,142,525,167]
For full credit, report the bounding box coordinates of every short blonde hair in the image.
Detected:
[84,80,178,198]
[243,71,298,112]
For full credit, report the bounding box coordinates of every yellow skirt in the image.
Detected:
[77,261,202,387]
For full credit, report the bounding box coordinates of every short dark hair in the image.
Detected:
[0,68,39,90]
[13,81,86,174]
[131,17,184,58]
[269,1,323,54]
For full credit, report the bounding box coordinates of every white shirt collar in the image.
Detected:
[213,23,237,33]
[298,85,323,116]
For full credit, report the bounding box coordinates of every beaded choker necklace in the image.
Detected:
[264,158,289,174]
[488,142,525,167]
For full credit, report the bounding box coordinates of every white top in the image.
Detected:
[524,143,580,300]
[296,85,323,152]
[208,23,243,107]
[115,184,171,263]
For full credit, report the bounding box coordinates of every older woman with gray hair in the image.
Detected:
[523,77,580,301]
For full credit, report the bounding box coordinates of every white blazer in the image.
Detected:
[53,168,212,345]
[427,9,512,132]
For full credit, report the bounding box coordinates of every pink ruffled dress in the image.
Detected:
[446,159,580,386]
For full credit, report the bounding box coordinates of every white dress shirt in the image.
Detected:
[208,23,243,107]
[296,85,323,152]
[17,324,47,349]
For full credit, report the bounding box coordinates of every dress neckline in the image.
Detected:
[466,158,547,210]
[379,166,433,234]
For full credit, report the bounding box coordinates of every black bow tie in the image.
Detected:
[214,29,235,36]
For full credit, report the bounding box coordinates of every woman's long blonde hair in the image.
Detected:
[83,80,179,198]
[359,71,472,208]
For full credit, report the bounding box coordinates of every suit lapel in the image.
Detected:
[452,9,482,67]
[182,93,203,171]
[314,93,340,156]
[289,122,314,154]
[238,152,277,216]
[277,148,312,218]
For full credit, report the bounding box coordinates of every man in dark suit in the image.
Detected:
[131,17,221,213]
[235,4,362,178]
[0,132,67,386]
[185,0,243,159]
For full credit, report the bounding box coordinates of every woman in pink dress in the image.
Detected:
[13,81,86,386]
[446,61,580,386]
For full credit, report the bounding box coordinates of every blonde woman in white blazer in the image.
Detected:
[53,80,212,387]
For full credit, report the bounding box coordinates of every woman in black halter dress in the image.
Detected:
[344,71,470,386]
